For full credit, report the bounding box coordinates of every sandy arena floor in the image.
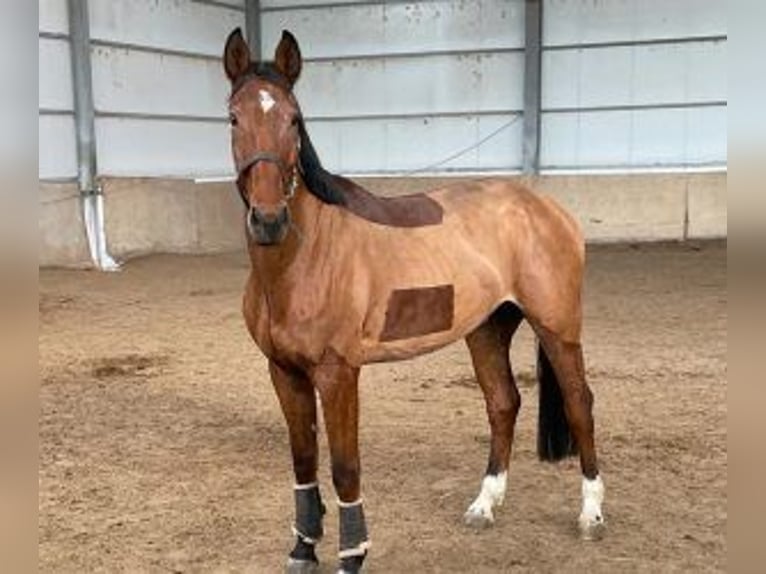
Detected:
[39,241,726,573]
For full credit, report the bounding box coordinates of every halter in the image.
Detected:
[235,150,299,209]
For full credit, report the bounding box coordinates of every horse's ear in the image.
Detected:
[274,30,302,88]
[223,28,251,83]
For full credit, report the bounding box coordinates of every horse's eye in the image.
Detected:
[229,114,238,127]
[291,115,300,127]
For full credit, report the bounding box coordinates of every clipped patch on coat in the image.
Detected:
[326,174,444,228]
[379,285,454,341]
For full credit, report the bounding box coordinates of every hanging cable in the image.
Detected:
[402,114,523,176]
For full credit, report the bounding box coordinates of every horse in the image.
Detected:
[222,28,605,574]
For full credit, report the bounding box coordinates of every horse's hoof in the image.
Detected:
[337,553,365,573]
[463,506,494,529]
[286,558,320,574]
[578,515,606,541]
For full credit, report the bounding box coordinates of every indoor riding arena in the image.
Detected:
[39,1,726,572]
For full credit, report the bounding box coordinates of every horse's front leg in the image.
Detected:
[270,360,325,573]
[311,354,369,574]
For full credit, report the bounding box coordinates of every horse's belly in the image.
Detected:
[359,290,516,364]
[361,332,461,363]
[356,232,518,363]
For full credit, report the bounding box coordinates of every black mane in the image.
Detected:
[296,119,347,206]
[232,63,347,207]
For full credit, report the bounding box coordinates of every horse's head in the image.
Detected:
[223,28,303,246]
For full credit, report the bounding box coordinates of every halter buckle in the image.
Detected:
[286,166,298,200]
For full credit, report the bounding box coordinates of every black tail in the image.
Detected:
[537,344,577,461]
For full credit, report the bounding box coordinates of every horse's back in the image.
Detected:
[427,178,584,260]
[349,178,586,362]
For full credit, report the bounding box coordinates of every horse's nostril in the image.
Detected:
[248,207,263,228]
[276,206,290,225]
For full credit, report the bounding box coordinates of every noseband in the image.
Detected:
[235,150,299,209]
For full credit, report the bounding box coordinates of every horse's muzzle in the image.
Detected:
[247,204,291,245]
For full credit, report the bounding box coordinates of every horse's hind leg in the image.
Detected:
[269,361,324,573]
[533,325,605,540]
[463,303,524,528]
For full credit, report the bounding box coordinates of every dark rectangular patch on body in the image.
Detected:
[379,285,454,342]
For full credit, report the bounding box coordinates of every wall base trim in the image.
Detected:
[39,173,726,267]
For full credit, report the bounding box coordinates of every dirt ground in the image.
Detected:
[39,241,727,573]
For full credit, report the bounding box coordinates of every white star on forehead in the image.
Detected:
[259,89,275,113]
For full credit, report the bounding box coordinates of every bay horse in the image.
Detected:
[223,29,605,573]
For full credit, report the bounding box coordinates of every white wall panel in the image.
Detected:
[476,52,525,112]
[381,117,468,172]
[542,111,633,168]
[681,41,728,104]
[541,0,726,169]
[39,0,68,34]
[297,59,384,119]
[543,0,726,46]
[88,0,244,56]
[685,106,727,164]
[38,0,726,179]
[39,38,73,111]
[263,4,385,59]
[630,41,726,105]
[95,118,232,177]
[542,40,726,109]
[629,108,688,166]
[91,46,229,117]
[261,0,524,59]
[540,112,578,168]
[297,52,522,118]
[307,113,522,174]
[543,46,631,109]
[301,122,341,171]
[87,0,244,177]
[474,114,524,170]
[262,0,364,7]
[39,2,75,180]
[381,0,524,54]
[261,0,525,174]
[541,106,726,169]
[196,0,243,7]
[38,0,524,177]
[332,121,387,174]
[39,115,77,179]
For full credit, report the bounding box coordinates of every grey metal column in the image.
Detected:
[66,0,118,270]
[67,0,97,195]
[522,0,543,175]
[245,0,261,60]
